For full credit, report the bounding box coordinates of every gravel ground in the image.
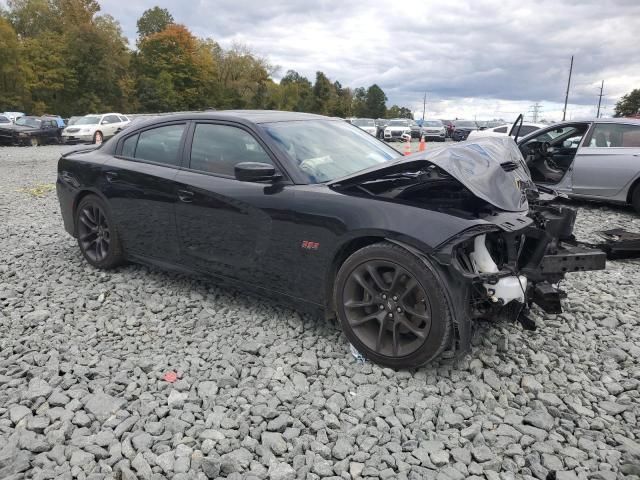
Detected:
[1,145,639,480]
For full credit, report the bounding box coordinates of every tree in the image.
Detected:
[352,87,367,117]
[0,17,26,110]
[279,70,313,111]
[386,105,413,119]
[614,89,640,117]
[312,71,333,114]
[365,84,386,118]
[136,6,173,39]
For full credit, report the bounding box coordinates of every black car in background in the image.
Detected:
[440,120,454,137]
[56,111,604,368]
[451,120,478,141]
[0,116,63,146]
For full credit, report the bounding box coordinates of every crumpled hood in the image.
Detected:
[328,136,535,212]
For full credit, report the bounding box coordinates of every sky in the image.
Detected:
[15,0,640,120]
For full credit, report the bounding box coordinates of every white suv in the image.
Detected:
[62,113,130,144]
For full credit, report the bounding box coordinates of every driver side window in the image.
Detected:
[587,123,640,148]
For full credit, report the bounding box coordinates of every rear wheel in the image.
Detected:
[334,242,452,368]
[632,184,640,214]
[75,195,124,269]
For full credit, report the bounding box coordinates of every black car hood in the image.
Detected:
[0,124,36,133]
[328,137,534,212]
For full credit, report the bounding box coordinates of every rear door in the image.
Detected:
[102,122,187,261]
[572,122,640,198]
[174,121,294,289]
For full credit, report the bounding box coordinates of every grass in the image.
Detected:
[18,183,56,197]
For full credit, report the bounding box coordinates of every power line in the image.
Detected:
[596,80,605,118]
[528,102,542,122]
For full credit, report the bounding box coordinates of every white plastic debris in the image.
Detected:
[349,343,366,363]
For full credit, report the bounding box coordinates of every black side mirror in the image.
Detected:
[235,162,279,182]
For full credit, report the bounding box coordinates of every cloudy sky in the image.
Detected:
[101,0,638,120]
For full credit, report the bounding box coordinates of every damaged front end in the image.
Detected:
[330,137,606,352]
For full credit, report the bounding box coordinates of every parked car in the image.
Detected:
[467,122,544,141]
[0,115,12,126]
[350,118,377,136]
[375,118,388,139]
[514,116,640,213]
[409,120,422,139]
[43,114,66,128]
[0,116,62,146]
[61,113,130,144]
[383,119,412,141]
[441,120,455,137]
[66,116,82,127]
[451,120,478,141]
[420,120,447,142]
[3,111,25,123]
[56,111,604,368]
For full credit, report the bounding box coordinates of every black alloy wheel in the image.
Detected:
[75,195,124,269]
[335,242,452,368]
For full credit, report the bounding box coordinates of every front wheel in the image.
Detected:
[75,195,124,269]
[334,242,453,368]
[631,184,640,214]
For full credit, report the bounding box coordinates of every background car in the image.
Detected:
[66,116,81,127]
[61,113,130,144]
[409,120,422,139]
[350,118,377,136]
[383,118,412,141]
[0,115,12,126]
[451,120,479,141]
[420,120,447,141]
[43,114,66,128]
[467,122,544,141]
[517,118,640,212]
[0,116,62,146]
[2,111,25,123]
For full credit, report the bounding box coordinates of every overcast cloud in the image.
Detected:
[96,0,640,119]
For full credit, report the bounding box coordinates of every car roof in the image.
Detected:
[553,117,640,125]
[124,110,333,125]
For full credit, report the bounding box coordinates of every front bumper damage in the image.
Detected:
[434,203,606,352]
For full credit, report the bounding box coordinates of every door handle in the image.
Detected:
[178,189,194,203]
[104,171,118,182]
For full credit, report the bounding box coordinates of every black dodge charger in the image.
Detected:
[56,111,605,368]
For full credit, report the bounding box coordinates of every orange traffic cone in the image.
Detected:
[418,135,426,152]
[403,137,412,156]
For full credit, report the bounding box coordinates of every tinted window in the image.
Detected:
[135,124,186,165]
[0,116,10,123]
[494,126,507,133]
[118,115,129,122]
[122,134,138,157]
[105,115,121,124]
[589,123,640,148]
[189,124,273,176]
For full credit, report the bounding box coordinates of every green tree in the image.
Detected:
[386,105,413,119]
[0,17,26,110]
[352,87,367,117]
[312,71,333,114]
[614,89,640,117]
[365,84,386,118]
[136,6,173,39]
[279,70,313,111]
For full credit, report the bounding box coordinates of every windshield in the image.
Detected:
[455,121,476,128]
[263,120,400,183]
[424,120,443,127]
[15,117,41,128]
[352,118,375,127]
[76,116,100,125]
[388,119,409,126]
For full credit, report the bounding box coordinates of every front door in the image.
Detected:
[174,122,292,288]
[572,122,640,198]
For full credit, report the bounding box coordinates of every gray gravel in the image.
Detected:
[1,145,639,480]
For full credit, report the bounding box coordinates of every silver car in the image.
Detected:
[517,118,640,213]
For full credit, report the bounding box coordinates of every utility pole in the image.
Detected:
[596,80,605,118]
[529,102,542,122]
[421,91,428,123]
[562,55,573,121]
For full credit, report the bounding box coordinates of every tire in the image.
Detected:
[30,137,39,147]
[632,184,640,214]
[75,195,124,269]
[334,242,453,368]
[93,131,103,145]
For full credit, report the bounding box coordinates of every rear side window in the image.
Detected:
[104,115,120,124]
[121,134,138,158]
[134,124,186,165]
[189,124,273,176]
[588,123,640,148]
